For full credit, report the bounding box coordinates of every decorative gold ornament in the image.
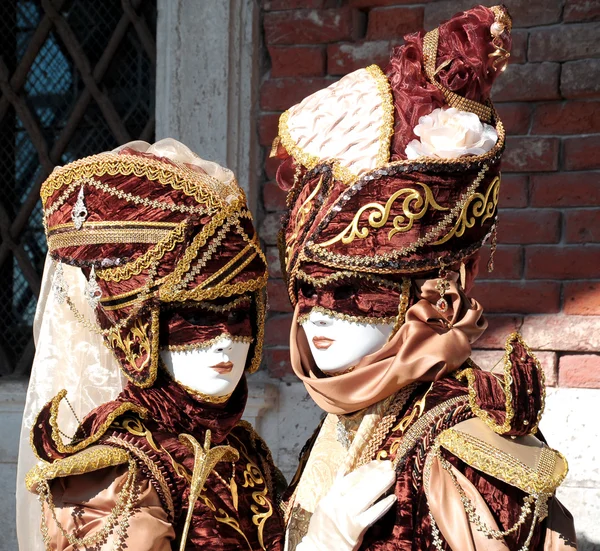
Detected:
[321,182,448,248]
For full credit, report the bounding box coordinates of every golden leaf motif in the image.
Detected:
[108,317,151,372]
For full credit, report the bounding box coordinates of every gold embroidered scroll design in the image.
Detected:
[230,432,274,551]
[320,182,448,247]
[432,175,501,246]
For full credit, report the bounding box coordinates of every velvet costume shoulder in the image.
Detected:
[28,377,285,551]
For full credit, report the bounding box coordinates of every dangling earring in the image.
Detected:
[84,265,102,309]
[435,265,451,314]
[52,261,68,304]
[71,184,88,229]
[459,261,467,290]
[488,224,498,273]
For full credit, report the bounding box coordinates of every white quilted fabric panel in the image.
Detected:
[283,67,391,180]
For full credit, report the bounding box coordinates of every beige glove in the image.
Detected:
[296,461,397,551]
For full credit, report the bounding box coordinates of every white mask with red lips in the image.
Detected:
[160,338,251,397]
[301,310,394,374]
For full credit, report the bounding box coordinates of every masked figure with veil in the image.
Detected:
[271,5,577,551]
[17,139,284,550]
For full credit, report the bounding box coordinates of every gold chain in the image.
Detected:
[38,459,139,548]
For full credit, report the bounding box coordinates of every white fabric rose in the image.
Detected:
[405,107,498,160]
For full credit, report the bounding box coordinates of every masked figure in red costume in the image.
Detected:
[18,139,284,550]
[271,5,577,551]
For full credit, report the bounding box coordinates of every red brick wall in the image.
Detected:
[257,0,600,387]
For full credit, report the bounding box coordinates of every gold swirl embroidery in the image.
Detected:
[320,182,448,247]
[432,175,501,246]
[230,433,273,551]
[286,174,323,269]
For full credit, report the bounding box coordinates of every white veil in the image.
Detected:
[16,254,125,550]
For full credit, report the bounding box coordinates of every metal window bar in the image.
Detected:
[0,0,157,376]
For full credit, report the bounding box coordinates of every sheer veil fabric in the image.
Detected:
[16,255,125,550]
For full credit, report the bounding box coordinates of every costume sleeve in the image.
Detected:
[42,464,175,551]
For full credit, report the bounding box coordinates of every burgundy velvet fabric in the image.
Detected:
[161,299,253,348]
[386,5,512,159]
[296,275,403,320]
[44,148,267,385]
[468,338,546,436]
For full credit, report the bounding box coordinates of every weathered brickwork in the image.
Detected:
[257,0,600,388]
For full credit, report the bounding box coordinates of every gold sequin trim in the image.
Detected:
[437,428,568,495]
[163,334,254,353]
[296,269,403,290]
[297,305,396,326]
[25,445,129,492]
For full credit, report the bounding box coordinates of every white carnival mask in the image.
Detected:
[160,336,250,397]
[301,310,394,374]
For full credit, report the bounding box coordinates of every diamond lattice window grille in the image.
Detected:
[0,0,156,376]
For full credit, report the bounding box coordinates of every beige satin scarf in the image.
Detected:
[290,275,487,415]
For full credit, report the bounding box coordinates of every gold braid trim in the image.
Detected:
[365,64,394,167]
[278,65,393,186]
[422,28,493,123]
[48,227,173,251]
[48,389,148,455]
[297,305,397,326]
[159,206,243,300]
[437,428,568,495]
[97,220,189,283]
[25,445,129,492]
[41,152,243,210]
[37,456,140,549]
[104,435,175,521]
[456,332,545,435]
[249,288,267,374]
